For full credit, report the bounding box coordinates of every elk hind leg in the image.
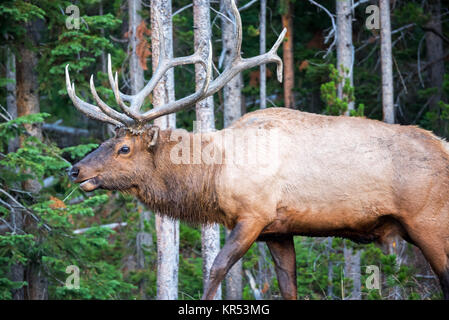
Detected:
[266,236,297,300]
[401,221,449,299]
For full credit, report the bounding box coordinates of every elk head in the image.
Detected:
[69,126,159,192]
[66,0,286,192]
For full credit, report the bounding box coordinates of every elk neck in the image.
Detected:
[131,129,227,226]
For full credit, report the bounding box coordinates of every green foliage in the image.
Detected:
[0,114,135,299]
[320,64,365,117]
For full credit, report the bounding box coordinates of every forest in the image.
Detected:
[0,0,448,300]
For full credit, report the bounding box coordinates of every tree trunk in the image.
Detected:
[221,0,243,300]
[129,0,145,94]
[336,0,354,114]
[257,242,271,299]
[425,0,444,134]
[379,0,394,124]
[128,0,151,299]
[380,0,404,299]
[136,210,152,298]
[99,0,107,74]
[259,0,267,109]
[193,0,222,300]
[281,0,295,108]
[343,244,361,300]
[6,47,18,152]
[336,0,360,299]
[221,0,244,126]
[6,46,24,300]
[326,237,333,299]
[16,20,48,299]
[151,0,179,300]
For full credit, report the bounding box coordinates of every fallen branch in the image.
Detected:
[43,123,89,136]
[73,222,127,234]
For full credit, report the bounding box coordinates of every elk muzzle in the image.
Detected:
[68,165,101,192]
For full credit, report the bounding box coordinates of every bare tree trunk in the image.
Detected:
[16,22,48,298]
[6,47,18,152]
[336,0,354,114]
[221,0,243,300]
[425,0,444,134]
[221,0,244,126]
[193,0,222,300]
[99,0,107,73]
[343,244,361,300]
[129,0,145,93]
[379,0,394,124]
[129,0,152,299]
[326,237,333,299]
[6,46,24,300]
[380,0,404,299]
[259,0,267,109]
[257,242,271,299]
[151,0,179,300]
[136,210,152,298]
[336,0,360,299]
[17,44,42,141]
[281,0,295,108]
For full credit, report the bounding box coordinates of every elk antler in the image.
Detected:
[65,0,286,128]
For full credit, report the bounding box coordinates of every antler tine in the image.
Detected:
[66,0,284,127]
[65,65,125,126]
[137,40,213,122]
[229,0,242,64]
[89,75,134,126]
[113,0,285,123]
[202,0,286,96]
[107,54,132,102]
[103,9,213,124]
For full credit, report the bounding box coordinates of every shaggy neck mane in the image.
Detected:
[132,130,226,226]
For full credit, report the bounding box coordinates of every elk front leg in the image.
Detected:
[266,236,297,300]
[202,219,267,300]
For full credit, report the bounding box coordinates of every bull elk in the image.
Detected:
[65,1,449,300]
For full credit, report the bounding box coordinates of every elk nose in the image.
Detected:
[69,166,80,180]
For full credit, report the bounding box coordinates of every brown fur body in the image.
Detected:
[71,108,449,299]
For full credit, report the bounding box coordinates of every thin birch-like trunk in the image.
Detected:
[379,0,394,124]
[257,1,270,293]
[193,0,222,300]
[151,0,179,300]
[380,0,404,300]
[129,0,152,299]
[337,0,360,299]
[343,244,361,300]
[221,0,243,300]
[129,0,145,94]
[259,0,267,109]
[336,0,354,114]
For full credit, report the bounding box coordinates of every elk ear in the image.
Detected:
[147,126,160,150]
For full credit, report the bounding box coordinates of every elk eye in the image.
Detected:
[118,146,130,154]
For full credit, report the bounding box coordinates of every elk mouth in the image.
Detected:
[79,177,101,192]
